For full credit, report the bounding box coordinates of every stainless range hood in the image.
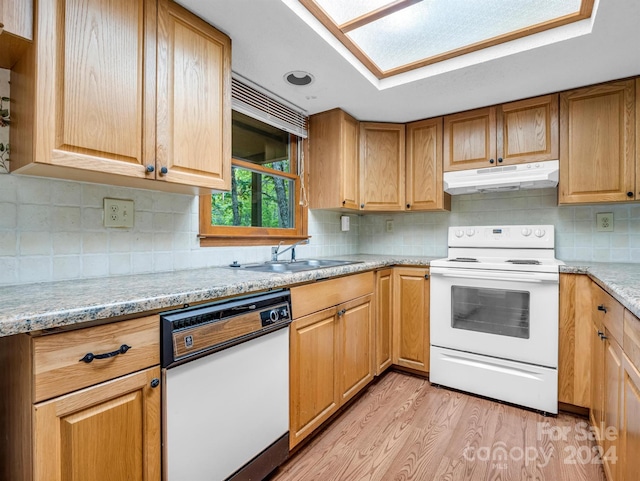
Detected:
[443,160,559,195]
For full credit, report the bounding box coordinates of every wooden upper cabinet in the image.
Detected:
[559,79,636,204]
[360,122,405,211]
[308,109,360,210]
[10,0,231,194]
[444,95,559,172]
[156,0,231,191]
[498,94,559,164]
[443,106,496,172]
[35,0,156,176]
[406,117,450,211]
[0,0,33,68]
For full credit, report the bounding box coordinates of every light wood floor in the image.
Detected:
[270,371,606,481]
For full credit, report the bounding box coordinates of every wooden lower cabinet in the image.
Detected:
[289,278,374,449]
[34,367,161,481]
[559,273,592,407]
[289,307,339,449]
[392,267,430,373]
[622,354,640,481]
[602,331,623,481]
[375,269,393,375]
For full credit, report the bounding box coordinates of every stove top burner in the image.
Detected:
[449,257,479,263]
[506,259,541,265]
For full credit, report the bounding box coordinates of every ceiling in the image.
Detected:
[177,0,640,123]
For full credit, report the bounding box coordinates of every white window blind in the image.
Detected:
[232,76,308,138]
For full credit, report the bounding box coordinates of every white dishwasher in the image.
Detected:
[161,290,291,481]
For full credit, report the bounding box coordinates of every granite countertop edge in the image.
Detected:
[0,255,435,337]
[2,256,638,337]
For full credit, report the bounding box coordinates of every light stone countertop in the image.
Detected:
[0,254,436,337]
[1,256,639,338]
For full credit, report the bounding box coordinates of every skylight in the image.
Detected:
[299,0,594,78]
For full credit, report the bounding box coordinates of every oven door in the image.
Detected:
[430,266,558,368]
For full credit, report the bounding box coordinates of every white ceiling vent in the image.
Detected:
[232,75,308,138]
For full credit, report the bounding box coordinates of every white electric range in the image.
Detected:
[429,225,564,414]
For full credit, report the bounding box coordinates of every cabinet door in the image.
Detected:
[622,354,640,481]
[591,320,605,434]
[308,109,359,210]
[338,295,374,404]
[157,0,231,191]
[559,80,636,204]
[393,267,430,372]
[34,0,156,177]
[375,269,393,375]
[497,94,559,164]
[289,307,339,449]
[443,106,496,172]
[406,117,450,211]
[603,333,623,481]
[34,367,161,481]
[341,113,360,210]
[360,122,405,211]
[558,274,592,407]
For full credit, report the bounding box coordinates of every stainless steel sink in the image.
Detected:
[234,259,362,273]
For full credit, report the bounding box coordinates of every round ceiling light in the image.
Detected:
[284,71,314,86]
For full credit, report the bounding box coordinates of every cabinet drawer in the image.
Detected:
[592,284,624,345]
[33,316,159,402]
[291,272,374,319]
[625,310,640,373]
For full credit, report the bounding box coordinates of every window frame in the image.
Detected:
[199,135,308,246]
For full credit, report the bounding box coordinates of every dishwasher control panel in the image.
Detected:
[160,290,291,368]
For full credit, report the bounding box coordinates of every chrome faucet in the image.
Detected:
[271,239,309,262]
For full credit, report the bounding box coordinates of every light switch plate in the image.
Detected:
[104,198,134,228]
[340,215,350,231]
[596,212,613,232]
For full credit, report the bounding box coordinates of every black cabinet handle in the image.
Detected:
[597,330,604,339]
[150,378,160,388]
[146,165,155,173]
[489,159,495,164]
[342,200,346,205]
[627,192,634,198]
[160,166,168,175]
[601,334,608,340]
[424,274,430,280]
[597,304,607,313]
[406,204,411,209]
[360,204,364,209]
[79,344,132,363]
[337,308,346,317]
[497,158,503,163]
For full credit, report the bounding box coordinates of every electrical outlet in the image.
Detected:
[386,220,393,233]
[104,198,134,228]
[596,212,613,232]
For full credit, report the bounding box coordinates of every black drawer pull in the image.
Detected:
[337,309,346,317]
[79,344,132,363]
[597,304,607,313]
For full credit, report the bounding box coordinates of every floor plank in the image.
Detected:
[270,371,607,481]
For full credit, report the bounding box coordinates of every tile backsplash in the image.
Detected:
[359,188,640,263]
[2,66,640,286]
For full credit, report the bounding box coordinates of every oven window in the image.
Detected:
[451,286,530,339]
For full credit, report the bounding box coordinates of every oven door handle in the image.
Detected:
[429,267,558,283]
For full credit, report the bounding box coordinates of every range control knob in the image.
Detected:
[466,229,475,237]
[521,228,532,237]
[269,309,279,323]
[534,228,546,238]
[455,229,464,238]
